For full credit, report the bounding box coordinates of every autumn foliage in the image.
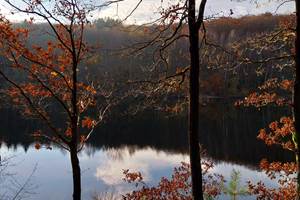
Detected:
[234,13,298,199]
[122,161,224,200]
[246,116,298,200]
[0,0,111,199]
[0,0,111,151]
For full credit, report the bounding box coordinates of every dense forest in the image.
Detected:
[0,13,293,98]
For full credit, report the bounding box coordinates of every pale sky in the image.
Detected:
[0,0,295,24]
[93,0,295,24]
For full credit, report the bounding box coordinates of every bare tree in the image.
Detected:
[187,1,207,199]
[119,0,208,199]
[0,156,37,200]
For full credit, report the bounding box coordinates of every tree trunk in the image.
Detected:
[70,147,81,200]
[294,0,300,196]
[70,29,80,200]
[187,0,204,199]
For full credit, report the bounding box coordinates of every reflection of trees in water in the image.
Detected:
[200,104,294,166]
[105,147,131,161]
[0,103,294,168]
[0,108,36,151]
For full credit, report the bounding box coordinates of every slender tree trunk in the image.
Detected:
[70,147,81,200]
[71,44,80,199]
[294,0,300,197]
[188,0,204,199]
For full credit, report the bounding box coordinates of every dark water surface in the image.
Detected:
[0,102,294,199]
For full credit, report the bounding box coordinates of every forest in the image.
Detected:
[0,0,298,200]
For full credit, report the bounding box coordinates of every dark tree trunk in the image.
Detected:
[70,107,80,200]
[294,0,300,196]
[70,147,81,200]
[71,43,80,199]
[187,0,204,199]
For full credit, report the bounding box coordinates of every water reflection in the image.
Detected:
[0,102,294,199]
[0,144,188,199]
[0,144,277,200]
[95,147,188,185]
[89,103,294,167]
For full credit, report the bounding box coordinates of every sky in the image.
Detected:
[93,0,295,24]
[0,0,295,24]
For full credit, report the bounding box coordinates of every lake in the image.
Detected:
[0,102,294,199]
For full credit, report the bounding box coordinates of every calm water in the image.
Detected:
[0,102,294,199]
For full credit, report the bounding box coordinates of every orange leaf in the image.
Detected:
[82,117,95,129]
[35,143,41,150]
